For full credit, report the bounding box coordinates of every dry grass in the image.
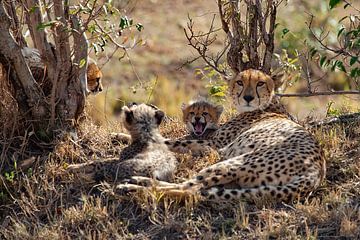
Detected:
[0,111,359,239]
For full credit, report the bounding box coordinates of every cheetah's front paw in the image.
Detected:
[110,132,131,144]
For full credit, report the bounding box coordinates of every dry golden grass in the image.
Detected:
[0,110,359,239]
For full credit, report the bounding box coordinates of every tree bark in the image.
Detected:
[25,0,56,84]
[0,1,47,120]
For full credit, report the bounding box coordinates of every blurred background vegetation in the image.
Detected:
[87,0,360,125]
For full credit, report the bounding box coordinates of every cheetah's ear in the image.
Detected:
[122,106,134,124]
[181,103,187,112]
[127,102,138,107]
[154,110,165,125]
[215,105,224,118]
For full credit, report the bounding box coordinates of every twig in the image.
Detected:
[217,0,230,35]
[277,91,360,97]
[184,15,228,76]
[309,112,360,127]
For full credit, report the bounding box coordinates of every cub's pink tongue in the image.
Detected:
[195,123,203,133]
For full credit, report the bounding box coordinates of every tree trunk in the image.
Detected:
[0,1,47,122]
[0,0,86,140]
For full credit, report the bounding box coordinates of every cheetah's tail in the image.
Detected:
[202,172,323,201]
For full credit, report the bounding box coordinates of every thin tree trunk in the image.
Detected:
[0,1,47,121]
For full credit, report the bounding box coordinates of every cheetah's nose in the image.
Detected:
[194,117,201,121]
[243,95,254,103]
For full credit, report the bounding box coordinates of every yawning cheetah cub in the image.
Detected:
[181,99,223,139]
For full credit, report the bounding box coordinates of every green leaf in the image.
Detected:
[320,56,327,67]
[281,28,290,38]
[329,0,341,9]
[135,23,144,32]
[337,27,345,37]
[350,67,360,78]
[79,59,86,68]
[309,47,318,58]
[29,6,38,13]
[350,56,358,66]
[119,16,132,29]
[36,21,56,30]
[337,61,347,72]
[331,60,337,71]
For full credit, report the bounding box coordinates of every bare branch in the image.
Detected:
[184,15,228,76]
[309,112,360,128]
[217,0,230,35]
[24,0,56,81]
[262,0,276,73]
[71,15,89,96]
[248,3,260,69]
[53,0,72,98]
[5,0,27,47]
[277,91,360,97]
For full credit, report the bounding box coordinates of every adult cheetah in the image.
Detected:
[118,69,326,202]
[66,103,178,183]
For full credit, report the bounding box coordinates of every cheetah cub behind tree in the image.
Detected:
[118,69,326,202]
[67,103,177,183]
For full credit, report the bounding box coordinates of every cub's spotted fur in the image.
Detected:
[67,103,177,183]
[117,69,326,202]
[181,99,223,139]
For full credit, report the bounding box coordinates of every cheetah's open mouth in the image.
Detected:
[192,122,207,136]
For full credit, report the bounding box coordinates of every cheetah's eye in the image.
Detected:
[257,81,265,87]
[189,111,195,115]
[236,80,243,86]
[202,112,209,116]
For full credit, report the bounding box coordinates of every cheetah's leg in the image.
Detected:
[133,158,247,191]
[110,133,132,144]
[125,176,180,187]
[115,183,196,197]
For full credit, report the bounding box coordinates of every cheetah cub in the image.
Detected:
[66,103,177,183]
[118,69,326,202]
[181,99,223,139]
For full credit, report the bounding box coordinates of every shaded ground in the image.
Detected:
[0,114,359,239]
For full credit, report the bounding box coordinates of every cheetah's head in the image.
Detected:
[87,61,103,94]
[181,99,223,136]
[121,103,165,140]
[228,69,283,113]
